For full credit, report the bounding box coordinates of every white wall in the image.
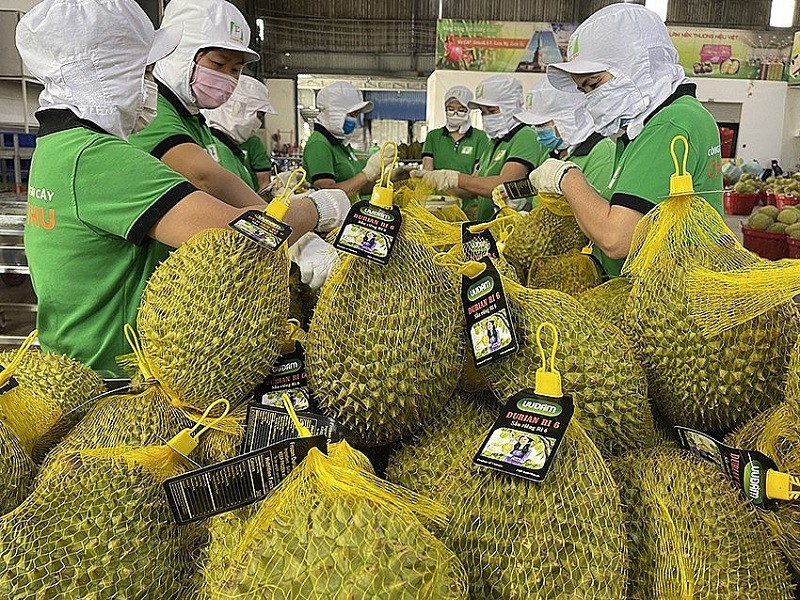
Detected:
[427,71,800,169]
[264,78,297,154]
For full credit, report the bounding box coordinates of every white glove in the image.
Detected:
[300,188,351,233]
[362,145,397,181]
[528,158,581,195]
[505,196,529,211]
[390,164,415,182]
[288,232,340,290]
[409,169,460,192]
[269,171,309,196]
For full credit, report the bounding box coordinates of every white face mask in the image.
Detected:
[445,109,470,132]
[585,74,647,138]
[132,79,159,134]
[482,111,516,140]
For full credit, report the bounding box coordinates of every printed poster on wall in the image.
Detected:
[436,20,794,81]
[789,30,800,85]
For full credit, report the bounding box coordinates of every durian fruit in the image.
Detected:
[0,350,104,461]
[196,401,246,465]
[481,281,654,456]
[0,446,197,599]
[625,194,799,433]
[387,392,627,599]
[204,441,468,600]
[138,227,290,410]
[306,216,465,446]
[502,199,588,280]
[577,277,633,333]
[612,448,795,599]
[526,250,602,297]
[0,419,35,514]
[288,263,317,329]
[747,212,774,231]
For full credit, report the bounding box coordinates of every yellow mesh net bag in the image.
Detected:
[0,402,228,600]
[611,448,795,599]
[203,439,469,599]
[387,391,627,599]
[501,193,589,280]
[440,252,653,456]
[577,277,633,333]
[306,210,466,446]
[526,249,602,297]
[136,226,290,412]
[622,137,799,433]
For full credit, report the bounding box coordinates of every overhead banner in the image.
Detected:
[436,19,794,81]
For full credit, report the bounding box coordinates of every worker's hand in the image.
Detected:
[288,232,340,290]
[528,158,581,196]
[390,165,416,183]
[409,169,460,192]
[300,188,351,233]
[268,170,311,197]
[362,145,397,181]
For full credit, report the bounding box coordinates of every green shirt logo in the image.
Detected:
[517,397,563,417]
[467,276,493,301]
[493,149,507,163]
[461,146,474,155]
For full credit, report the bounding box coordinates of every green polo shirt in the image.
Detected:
[303,124,366,186]
[567,133,617,192]
[210,128,259,191]
[421,126,491,174]
[25,109,196,376]
[240,135,272,174]
[130,80,219,163]
[595,85,723,278]
[471,124,549,221]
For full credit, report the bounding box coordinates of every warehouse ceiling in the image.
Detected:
[240,0,796,77]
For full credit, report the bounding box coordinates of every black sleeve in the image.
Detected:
[505,157,536,172]
[151,134,197,159]
[311,173,336,183]
[127,181,198,245]
[610,192,655,215]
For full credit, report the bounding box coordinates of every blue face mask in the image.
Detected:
[535,126,565,151]
[343,117,357,135]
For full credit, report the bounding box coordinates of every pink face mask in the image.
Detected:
[190,63,238,109]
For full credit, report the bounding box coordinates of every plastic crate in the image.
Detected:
[723,191,759,215]
[765,189,777,206]
[789,237,800,259]
[742,225,789,260]
[776,194,800,211]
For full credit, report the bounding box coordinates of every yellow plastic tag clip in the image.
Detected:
[460,260,487,279]
[369,141,399,209]
[282,393,312,438]
[581,242,594,255]
[766,470,800,501]
[167,398,231,458]
[0,329,37,389]
[265,168,306,221]
[534,322,563,398]
[669,135,694,197]
[280,319,306,355]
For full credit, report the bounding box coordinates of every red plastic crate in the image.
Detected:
[776,194,800,211]
[789,237,800,259]
[723,191,759,215]
[742,225,789,260]
[765,189,777,206]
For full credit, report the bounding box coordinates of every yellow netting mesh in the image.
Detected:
[386,391,627,599]
[440,252,654,456]
[612,448,794,599]
[501,193,588,280]
[0,440,200,598]
[526,249,602,297]
[621,194,799,433]
[203,440,469,599]
[577,277,633,333]
[306,210,466,446]
[136,227,290,412]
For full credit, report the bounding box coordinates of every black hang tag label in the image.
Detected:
[461,257,519,368]
[240,404,349,454]
[676,426,779,511]
[0,365,18,395]
[503,177,537,200]
[163,435,326,524]
[333,200,402,266]
[229,210,292,252]
[473,390,574,483]
[253,345,315,412]
[461,222,500,261]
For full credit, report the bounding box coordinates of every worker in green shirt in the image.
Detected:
[515,4,723,278]
[412,75,549,221]
[131,0,347,291]
[240,134,275,191]
[420,86,490,175]
[302,81,394,198]
[204,75,276,191]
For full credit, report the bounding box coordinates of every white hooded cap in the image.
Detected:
[444,85,473,109]
[468,75,524,115]
[546,3,687,139]
[154,0,260,113]
[315,82,373,140]
[203,75,276,143]
[15,0,181,140]
[515,79,596,148]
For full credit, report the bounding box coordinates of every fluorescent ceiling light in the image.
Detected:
[645,0,669,22]
[770,0,795,27]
